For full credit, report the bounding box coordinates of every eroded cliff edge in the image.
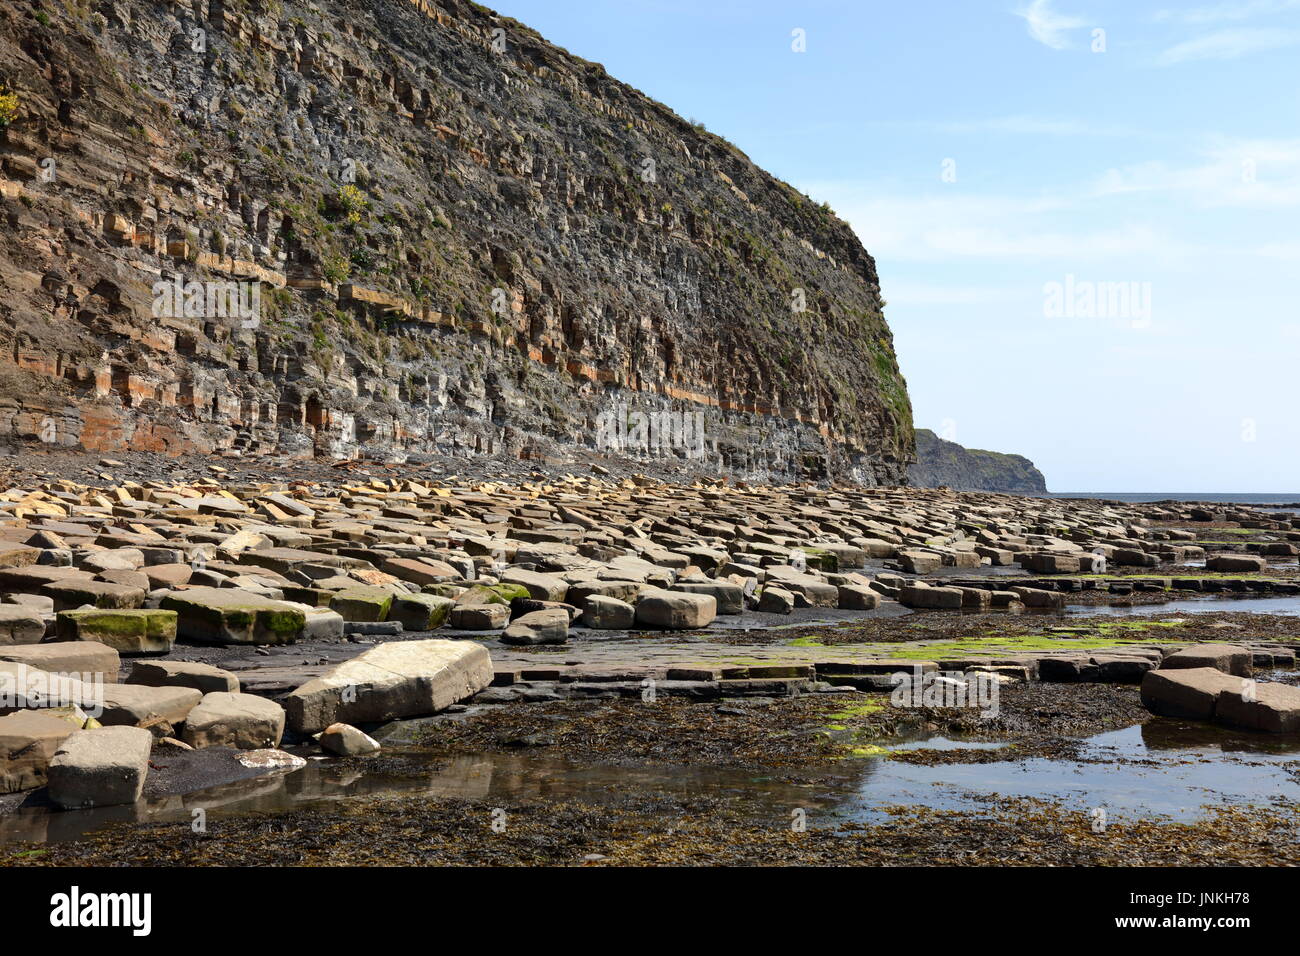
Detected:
[0,0,912,482]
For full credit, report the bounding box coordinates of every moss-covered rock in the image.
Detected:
[55,609,178,655]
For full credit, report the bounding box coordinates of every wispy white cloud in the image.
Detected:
[1155,27,1300,64]
[1153,0,1300,24]
[1014,0,1087,49]
[1092,137,1300,206]
[800,186,1189,263]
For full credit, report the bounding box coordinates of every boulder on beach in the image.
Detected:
[320,722,381,756]
[183,692,286,749]
[55,608,178,654]
[634,590,717,629]
[160,587,306,645]
[0,710,78,794]
[284,639,494,734]
[1140,667,1248,720]
[47,725,153,809]
[1160,643,1253,678]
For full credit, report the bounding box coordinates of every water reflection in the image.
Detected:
[6,718,1300,844]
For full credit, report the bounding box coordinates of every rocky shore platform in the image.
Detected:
[3,451,1300,864]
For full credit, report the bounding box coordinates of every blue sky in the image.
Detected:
[488,0,1300,491]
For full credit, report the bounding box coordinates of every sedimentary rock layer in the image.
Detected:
[0,0,912,483]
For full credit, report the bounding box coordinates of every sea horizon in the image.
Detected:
[1046,492,1300,505]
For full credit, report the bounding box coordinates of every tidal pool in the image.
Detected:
[5,719,1297,844]
[1065,595,1300,616]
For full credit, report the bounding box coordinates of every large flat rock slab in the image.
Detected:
[284,640,493,734]
[0,710,78,794]
[0,642,120,682]
[1216,683,1300,733]
[159,587,305,645]
[128,660,240,694]
[1140,667,1248,720]
[1160,643,1253,677]
[55,609,177,654]
[634,590,717,628]
[183,692,285,749]
[0,606,46,645]
[47,726,153,808]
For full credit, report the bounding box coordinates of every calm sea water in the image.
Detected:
[1047,492,1300,505]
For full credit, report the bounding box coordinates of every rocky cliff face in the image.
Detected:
[908,429,1047,494]
[0,0,912,482]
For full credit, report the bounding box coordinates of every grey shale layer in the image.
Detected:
[0,0,914,483]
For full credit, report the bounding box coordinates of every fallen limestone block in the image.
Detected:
[0,642,119,683]
[670,581,743,614]
[837,585,881,610]
[502,608,569,645]
[1205,554,1267,573]
[43,580,147,611]
[2,593,55,613]
[898,551,943,574]
[758,587,795,614]
[1216,682,1300,733]
[284,640,494,734]
[183,692,286,749]
[78,548,145,573]
[0,565,94,596]
[899,585,962,610]
[1021,553,1082,574]
[0,710,77,793]
[328,587,395,622]
[580,595,635,629]
[47,726,152,809]
[142,563,193,589]
[566,580,643,606]
[388,593,454,630]
[160,587,305,645]
[380,557,460,586]
[634,590,717,629]
[0,662,123,720]
[100,683,202,731]
[0,606,47,645]
[501,568,570,602]
[300,606,346,640]
[1112,549,1158,568]
[763,569,839,607]
[449,604,510,629]
[1160,643,1253,677]
[55,609,178,654]
[1009,586,1065,609]
[0,541,41,569]
[816,543,866,569]
[320,722,381,756]
[508,597,579,623]
[454,582,531,606]
[128,660,240,694]
[1140,667,1248,720]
